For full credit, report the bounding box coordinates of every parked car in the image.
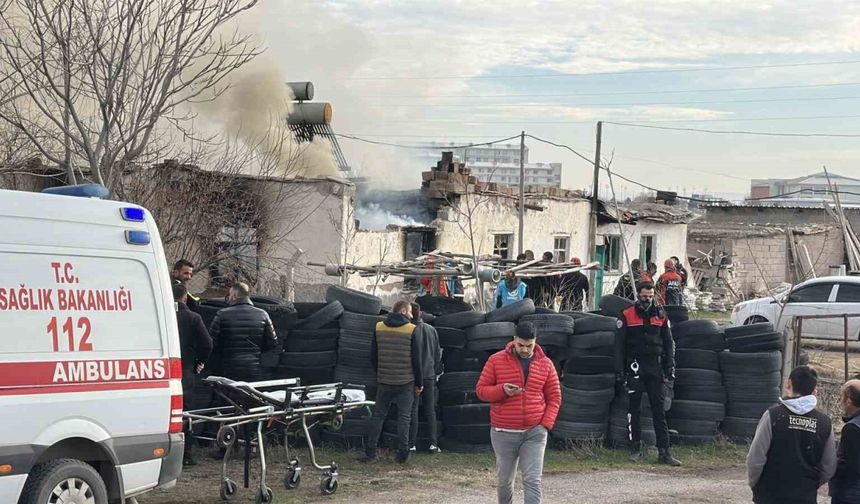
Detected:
[731,276,860,341]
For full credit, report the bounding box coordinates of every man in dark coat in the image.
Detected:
[172,259,200,312]
[173,283,213,466]
[831,379,860,504]
[409,303,443,454]
[208,282,278,383]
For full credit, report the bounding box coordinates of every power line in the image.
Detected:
[346,59,860,81]
[524,133,860,202]
[334,133,522,149]
[361,95,860,109]
[355,81,860,99]
[371,113,860,126]
[604,121,860,138]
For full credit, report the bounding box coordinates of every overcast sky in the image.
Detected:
[243,1,860,196]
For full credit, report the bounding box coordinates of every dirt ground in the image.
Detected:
[139,445,836,504]
[139,441,839,504]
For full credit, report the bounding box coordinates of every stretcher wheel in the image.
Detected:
[320,475,338,495]
[330,414,344,430]
[284,468,301,490]
[220,479,238,501]
[216,426,236,449]
[255,486,273,504]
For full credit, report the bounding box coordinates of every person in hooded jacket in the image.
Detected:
[496,270,528,308]
[363,300,424,464]
[657,258,685,306]
[831,379,860,504]
[408,303,443,454]
[747,365,836,504]
[616,281,681,466]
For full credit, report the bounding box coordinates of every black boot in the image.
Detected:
[658,448,681,466]
[628,441,644,462]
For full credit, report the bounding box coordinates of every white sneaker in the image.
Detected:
[428,445,442,454]
[409,446,416,452]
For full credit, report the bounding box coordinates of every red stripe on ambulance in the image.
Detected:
[0,359,169,394]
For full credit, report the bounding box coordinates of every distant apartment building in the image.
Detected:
[750,171,860,204]
[416,142,562,187]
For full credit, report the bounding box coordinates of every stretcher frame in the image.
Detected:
[183,376,374,503]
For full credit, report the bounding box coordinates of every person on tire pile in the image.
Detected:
[670,256,689,287]
[408,303,443,454]
[830,379,860,504]
[656,258,684,306]
[496,270,528,308]
[173,283,213,467]
[535,251,558,308]
[171,258,200,312]
[476,321,561,504]
[747,365,836,504]
[616,281,682,466]
[556,257,589,312]
[613,259,648,301]
[362,300,424,464]
[208,282,278,384]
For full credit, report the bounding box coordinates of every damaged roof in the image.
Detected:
[598,200,694,225]
[688,222,837,239]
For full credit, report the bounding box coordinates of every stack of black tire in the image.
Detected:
[609,391,657,448]
[666,320,726,444]
[433,307,496,453]
[325,286,383,398]
[557,313,618,443]
[720,322,783,441]
[279,300,340,385]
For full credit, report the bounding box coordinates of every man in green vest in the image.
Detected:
[362,300,423,464]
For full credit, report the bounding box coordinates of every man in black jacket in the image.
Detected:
[830,379,860,504]
[363,300,423,464]
[409,303,443,454]
[172,259,200,312]
[617,281,681,466]
[747,365,836,504]
[208,282,278,383]
[173,283,213,466]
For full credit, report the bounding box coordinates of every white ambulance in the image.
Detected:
[0,185,184,504]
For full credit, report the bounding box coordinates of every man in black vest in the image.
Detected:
[830,379,860,504]
[362,300,423,464]
[747,365,837,504]
[617,281,681,466]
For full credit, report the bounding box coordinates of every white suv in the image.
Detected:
[731,276,860,341]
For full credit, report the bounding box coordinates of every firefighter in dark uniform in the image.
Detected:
[616,281,681,466]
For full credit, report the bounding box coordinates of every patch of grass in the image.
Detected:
[690,310,732,325]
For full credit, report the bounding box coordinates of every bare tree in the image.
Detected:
[0,0,261,188]
[442,169,502,311]
[115,120,327,295]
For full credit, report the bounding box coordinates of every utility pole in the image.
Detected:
[518,130,525,256]
[588,121,602,308]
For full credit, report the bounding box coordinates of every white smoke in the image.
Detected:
[356,202,425,231]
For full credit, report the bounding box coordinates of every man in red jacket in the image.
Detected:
[476,322,561,504]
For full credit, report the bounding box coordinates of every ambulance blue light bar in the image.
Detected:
[120,207,146,222]
[125,230,151,246]
[42,184,109,199]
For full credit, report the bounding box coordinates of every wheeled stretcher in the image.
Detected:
[183,376,374,503]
